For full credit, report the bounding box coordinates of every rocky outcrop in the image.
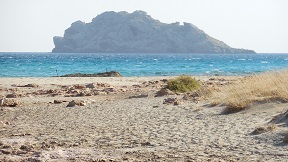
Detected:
[53,11,255,54]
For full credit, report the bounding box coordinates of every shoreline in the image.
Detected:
[0,76,176,87]
[0,75,240,81]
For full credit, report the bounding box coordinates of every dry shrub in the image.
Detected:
[166,75,201,93]
[213,70,288,112]
[193,87,213,98]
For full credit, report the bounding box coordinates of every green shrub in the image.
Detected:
[166,76,201,93]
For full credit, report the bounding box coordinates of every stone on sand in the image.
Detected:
[54,100,63,104]
[155,88,174,97]
[24,84,39,87]
[86,83,96,89]
[3,99,19,107]
[66,100,85,107]
[104,87,117,93]
[6,94,18,98]
[163,97,182,105]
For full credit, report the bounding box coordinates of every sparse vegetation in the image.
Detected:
[213,70,288,113]
[166,75,201,93]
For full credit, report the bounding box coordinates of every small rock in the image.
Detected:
[5,121,10,125]
[66,101,76,107]
[41,142,55,150]
[104,87,117,93]
[141,142,153,146]
[86,83,96,88]
[6,94,18,98]
[132,84,142,88]
[163,98,181,105]
[73,84,86,89]
[174,99,182,105]
[17,84,39,88]
[85,92,93,96]
[47,89,57,94]
[72,143,80,146]
[76,92,86,97]
[54,100,63,104]
[129,94,148,99]
[0,149,12,154]
[66,100,85,107]
[3,99,19,107]
[3,145,12,149]
[77,101,85,106]
[24,84,39,87]
[120,88,127,92]
[16,150,28,155]
[20,145,33,151]
[155,88,174,97]
[163,98,175,104]
[161,79,168,83]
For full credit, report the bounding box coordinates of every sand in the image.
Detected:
[0,76,287,161]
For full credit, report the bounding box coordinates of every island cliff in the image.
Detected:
[52,11,255,54]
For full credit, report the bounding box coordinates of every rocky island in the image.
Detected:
[52,10,255,53]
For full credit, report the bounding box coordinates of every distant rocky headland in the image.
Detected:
[52,10,255,54]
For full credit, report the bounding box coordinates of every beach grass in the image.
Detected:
[213,70,288,113]
[166,75,201,93]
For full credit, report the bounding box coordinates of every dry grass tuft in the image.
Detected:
[213,70,288,112]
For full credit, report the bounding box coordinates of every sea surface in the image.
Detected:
[1,52,288,77]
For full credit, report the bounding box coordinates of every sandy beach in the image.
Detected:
[0,76,288,161]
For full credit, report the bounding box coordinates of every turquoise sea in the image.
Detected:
[1,53,288,77]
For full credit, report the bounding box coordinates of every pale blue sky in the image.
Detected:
[0,0,287,53]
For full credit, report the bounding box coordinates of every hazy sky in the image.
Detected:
[0,0,287,53]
